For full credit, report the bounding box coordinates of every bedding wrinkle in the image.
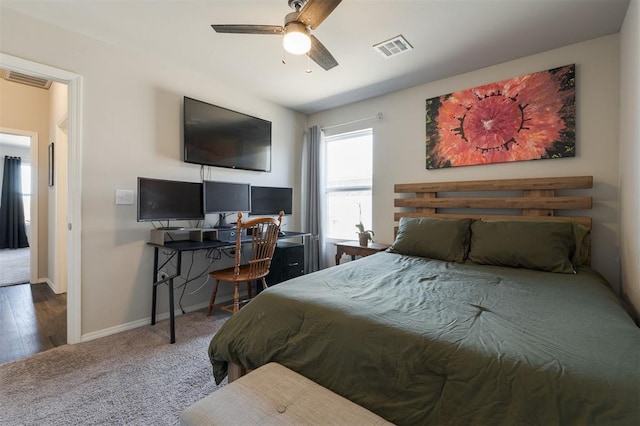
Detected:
[419,275,439,282]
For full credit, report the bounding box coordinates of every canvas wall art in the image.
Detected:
[425,64,575,169]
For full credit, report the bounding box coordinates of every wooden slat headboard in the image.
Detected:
[394,176,593,228]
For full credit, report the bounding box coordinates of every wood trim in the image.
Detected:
[227,362,247,383]
[522,189,555,216]
[394,196,591,210]
[394,175,593,193]
[394,176,593,226]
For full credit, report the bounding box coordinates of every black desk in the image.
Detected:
[150,231,309,343]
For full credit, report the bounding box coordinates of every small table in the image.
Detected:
[335,241,391,265]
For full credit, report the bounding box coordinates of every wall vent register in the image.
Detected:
[3,70,52,89]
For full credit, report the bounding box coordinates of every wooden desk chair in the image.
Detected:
[207,211,283,316]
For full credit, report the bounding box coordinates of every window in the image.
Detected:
[325,129,373,240]
[21,163,31,222]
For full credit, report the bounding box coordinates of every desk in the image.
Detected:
[335,240,391,265]
[150,231,309,343]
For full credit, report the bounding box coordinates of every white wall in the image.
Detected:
[309,35,622,291]
[48,81,68,294]
[619,0,640,318]
[1,7,307,337]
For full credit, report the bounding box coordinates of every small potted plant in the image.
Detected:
[356,222,374,247]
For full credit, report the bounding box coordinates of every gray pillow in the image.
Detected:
[468,220,576,273]
[388,217,472,262]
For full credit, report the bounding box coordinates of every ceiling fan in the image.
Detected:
[211,0,342,71]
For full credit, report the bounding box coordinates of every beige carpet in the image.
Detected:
[0,309,230,425]
[0,247,30,287]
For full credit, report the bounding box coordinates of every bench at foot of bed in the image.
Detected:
[181,362,392,425]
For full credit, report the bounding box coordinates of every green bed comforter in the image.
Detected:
[208,252,640,425]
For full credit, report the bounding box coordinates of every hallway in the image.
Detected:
[0,282,66,364]
[0,248,30,287]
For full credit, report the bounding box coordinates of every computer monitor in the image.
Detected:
[137,177,203,229]
[250,186,293,215]
[202,180,251,228]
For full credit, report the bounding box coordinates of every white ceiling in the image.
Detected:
[1,0,630,114]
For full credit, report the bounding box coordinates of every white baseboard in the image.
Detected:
[80,301,211,342]
[41,278,68,295]
[45,278,55,292]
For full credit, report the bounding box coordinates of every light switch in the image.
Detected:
[116,189,134,205]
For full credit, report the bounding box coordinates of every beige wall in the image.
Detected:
[309,35,622,291]
[1,7,307,337]
[619,0,640,318]
[0,78,49,278]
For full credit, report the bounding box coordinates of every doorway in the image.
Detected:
[0,53,83,345]
[0,130,35,288]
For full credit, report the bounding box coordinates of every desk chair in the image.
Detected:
[207,211,283,316]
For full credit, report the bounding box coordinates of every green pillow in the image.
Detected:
[572,223,591,266]
[468,220,576,273]
[388,217,472,262]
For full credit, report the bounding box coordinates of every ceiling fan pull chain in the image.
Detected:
[305,54,312,73]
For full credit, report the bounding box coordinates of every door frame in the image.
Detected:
[0,53,83,344]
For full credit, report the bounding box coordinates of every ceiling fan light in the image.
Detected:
[283,22,311,55]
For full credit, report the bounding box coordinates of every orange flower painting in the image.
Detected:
[426,65,575,169]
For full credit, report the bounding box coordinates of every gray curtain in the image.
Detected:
[302,126,325,272]
[0,156,29,249]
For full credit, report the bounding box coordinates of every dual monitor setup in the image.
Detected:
[137,177,292,231]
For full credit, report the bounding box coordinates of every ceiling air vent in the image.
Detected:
[3,70,52,90]
[373,35,413,59]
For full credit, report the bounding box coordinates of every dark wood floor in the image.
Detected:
[0,283,66,364]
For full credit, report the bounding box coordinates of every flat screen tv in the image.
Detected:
[137,177,203,227]
[203,180,251,228]
[183,96,272,172]
[250,186,293,215]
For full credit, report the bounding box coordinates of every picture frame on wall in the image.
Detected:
[48,142,54,187]
[425,64,576,169]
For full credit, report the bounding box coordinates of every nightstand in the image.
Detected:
[335,241,391,265]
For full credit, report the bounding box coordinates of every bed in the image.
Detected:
[207,176,640,425]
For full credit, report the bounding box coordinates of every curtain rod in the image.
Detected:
[321,112,383,131]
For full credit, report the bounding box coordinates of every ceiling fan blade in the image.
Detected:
[308,35,338,70]
[298,0,342,29]
[211,24,283,35]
